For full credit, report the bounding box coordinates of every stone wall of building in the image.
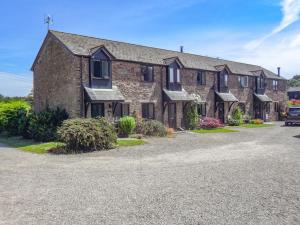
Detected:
[33,34,82,118]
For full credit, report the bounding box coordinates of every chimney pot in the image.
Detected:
[277,67,281,77]
[180,46,184,53]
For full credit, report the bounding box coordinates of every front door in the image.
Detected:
[218,102,225,123]
[168,103,177,129]
[254,102,263,120]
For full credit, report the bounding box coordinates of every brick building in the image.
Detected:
[32,30,287,128]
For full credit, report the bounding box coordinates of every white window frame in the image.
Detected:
[177,69,180,83]
[169,67,174,83]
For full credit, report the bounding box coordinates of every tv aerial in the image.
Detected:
[44,14,53,30]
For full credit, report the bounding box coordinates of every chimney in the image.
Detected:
[180,46,184,53]
[277,67,280,77]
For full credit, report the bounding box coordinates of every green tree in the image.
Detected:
[288,75,300,87]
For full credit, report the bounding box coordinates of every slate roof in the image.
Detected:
[288,87,300,92]
[215,92,239,102]
[48,30,285,80]
[254,93,273,102]
[85,86,125,102]
[163,89,195,101]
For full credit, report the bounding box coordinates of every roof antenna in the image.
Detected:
[44,14,53,30]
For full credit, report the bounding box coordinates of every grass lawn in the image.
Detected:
[0,135,64,154]
[239,123,275,128]
[191,128,238,133]
[117,138,147,147]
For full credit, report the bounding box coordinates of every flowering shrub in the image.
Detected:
[199,117,223,129]
[250,119,264,125]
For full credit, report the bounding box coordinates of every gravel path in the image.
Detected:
[0,122,299,225]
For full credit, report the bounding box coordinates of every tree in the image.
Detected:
[288,75,300,87]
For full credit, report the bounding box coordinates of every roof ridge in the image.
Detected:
[49,30,262,68]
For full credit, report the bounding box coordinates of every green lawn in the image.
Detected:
[117,138,147,147]
[191,128,238,133]
[0,135,64,154]
[239,123,275,128]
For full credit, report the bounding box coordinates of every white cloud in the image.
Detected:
[245,0,300,50]
[0,72,32,97]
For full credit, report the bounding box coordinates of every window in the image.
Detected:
[113,103,130,118]
[93,60,110,78]
[177,69,180,83]
[91,103,105,117]
[238,103,246,114]
[224,74,228,87]
[274,102,279,112]
[197,71,206,85]
[273,80,278,91]
[238,76,248,88]
[142,103,155,119]
[197,104,206,117]
[257,76,264,89]
[220,72,228,87]
[141,65,154,82]
[169,67,174,83]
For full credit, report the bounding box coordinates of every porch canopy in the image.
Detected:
[84,86,125,102]
[163,88,195,102]
[254,93,273,102]
[215,91,238,102]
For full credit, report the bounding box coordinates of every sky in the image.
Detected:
[1,0,300,96]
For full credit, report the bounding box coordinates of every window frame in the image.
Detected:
[113,102,130,118]
[272,80,278,91]
[91,103,105,118]
[169,67,174,83]
[141,103,155,120]
[197,71,206,85]
[238,76,248,88]
[197,103,206,117]
[141,65,154,82]
[92,59,111,79]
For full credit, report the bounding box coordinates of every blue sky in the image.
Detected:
[1,0,300,96]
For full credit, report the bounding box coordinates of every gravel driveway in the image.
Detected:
[0,122,299,225]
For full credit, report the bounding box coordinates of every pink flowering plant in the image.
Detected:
[199,117,224,129]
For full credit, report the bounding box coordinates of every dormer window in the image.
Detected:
[141,65,154,82]
[257,76,264,89]
[93,60,110,78]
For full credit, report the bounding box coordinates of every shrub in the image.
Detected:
[118,116,136,137]
[227,117,240,126]
[250,119,264,125]
[0,100,30,135]
[243,114,251,124]
[57,118,117,152]
[199,117,223,129]
[136,119,167,137]
[232,107,243,122]
[184,105,199,130]
[29,107,68,142]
